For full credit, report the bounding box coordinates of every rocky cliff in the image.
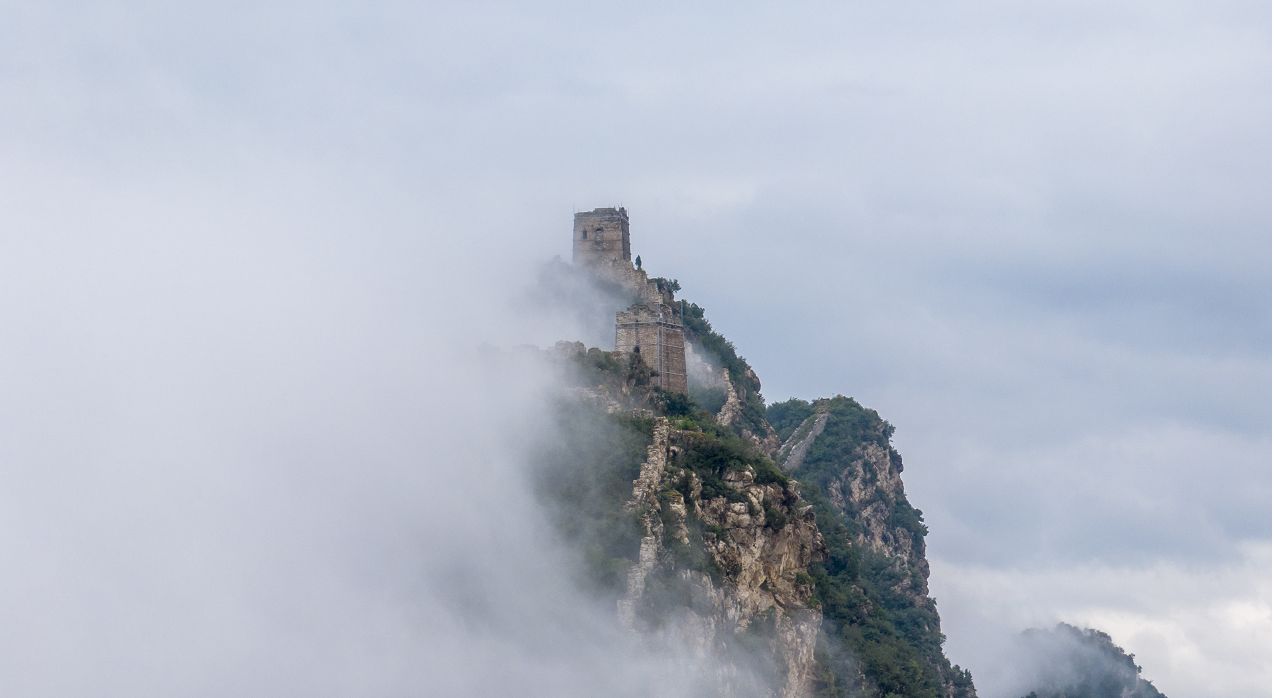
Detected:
[618,416,824,696]
[534,268,975,696]
[770,396,975,698]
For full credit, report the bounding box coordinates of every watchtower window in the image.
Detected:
[581,230,587,240]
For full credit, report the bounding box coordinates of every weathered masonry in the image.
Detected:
[572,207,688,394]
[573,207,631,268]
[616,304,688,394]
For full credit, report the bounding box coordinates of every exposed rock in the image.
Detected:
[618,420,825,697]
[552,209,977,697]
[618,418,674,630]
[715,368,781,456]
[829,440,929,597]
[783,397,975,697]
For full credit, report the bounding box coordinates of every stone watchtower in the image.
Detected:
[570,207,687,394]
[616,304,687,394]
[573,207,631,268]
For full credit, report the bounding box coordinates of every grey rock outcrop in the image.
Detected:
[715,368,781,456]
[618,419,824,697]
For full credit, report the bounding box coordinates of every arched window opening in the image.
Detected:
[581,230,588,240]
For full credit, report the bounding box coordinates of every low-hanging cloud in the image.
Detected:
[0,156,777,696]
[2,0,1267,694]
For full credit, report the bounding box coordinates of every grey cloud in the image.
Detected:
[1,0,1267,695]
[0,163,775,696]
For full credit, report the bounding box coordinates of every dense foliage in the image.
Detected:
[649,276,681,295]
[768,397,816,442]
[653,384,790,498]
[770,397,974,698]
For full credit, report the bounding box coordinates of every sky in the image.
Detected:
[1,1,1268,696]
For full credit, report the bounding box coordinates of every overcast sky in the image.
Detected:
[1,1,1268,696]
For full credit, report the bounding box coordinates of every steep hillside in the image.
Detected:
[676,297,779,454]
[536,342,824,695]
[533,289,976,696]
[770,397,975,697]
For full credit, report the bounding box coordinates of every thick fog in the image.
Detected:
[2,0,1268,696]
[0,165,784,694]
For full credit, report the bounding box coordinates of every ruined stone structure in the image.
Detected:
[616,304,687,393]
[572,207,687,394]
[573,207,631,268]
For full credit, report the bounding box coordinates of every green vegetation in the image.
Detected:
[558,347,798,630]
[794,396,894,488]
[768,398,816,442]
[676,425,788,502]
[679,300,770,437]
[652,368,790,496]
[649,276,680,294]
[652,387,696,417]
[770,396,974,698]
[550,286,979,697]
[688,382,728,417]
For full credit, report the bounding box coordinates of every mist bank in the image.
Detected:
[0,170,763,695]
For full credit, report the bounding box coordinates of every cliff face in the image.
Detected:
[618,417,824,696]
[717,368,781,455]
[770,396,975,698]
[804,406,930,599]
[538,342,829,696]
[540,272,974,696]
